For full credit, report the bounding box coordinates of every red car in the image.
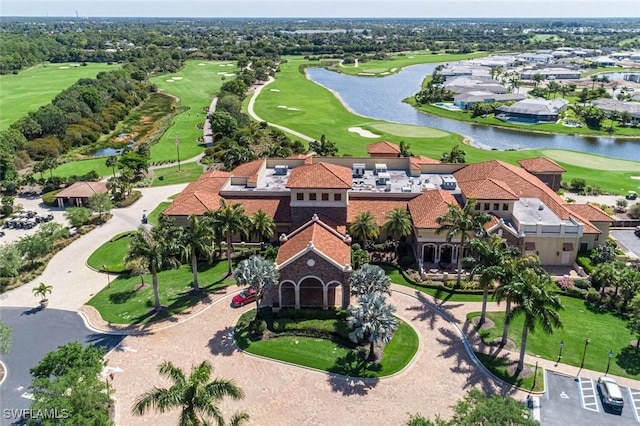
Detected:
[232,288,257,307]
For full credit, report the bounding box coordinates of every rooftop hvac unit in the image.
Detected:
[352,163,366,177]
[375,163,387,175]
[274,165,288,175]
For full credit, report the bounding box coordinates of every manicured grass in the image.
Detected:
[149,60,238,162]
[337,51,488,76]
[86,260,235,324]
[252,56,461,156]
[475,352,544,393]
[0,62,120,130]
[86,231,134,273]
[467,296,638,379]
[151,162,204,187]
[147,201,171,226]
[413,101,640,138]
[379,263,485,303]
[234,308,419,377]
[52,158,112,179]
[541,150,640,172]
[255,56,640,195]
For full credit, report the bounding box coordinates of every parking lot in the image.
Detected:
[611,229,640,259]
[541,372,640,425]
[0,195,68,244]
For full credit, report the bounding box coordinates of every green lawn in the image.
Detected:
[252,57,640,195]
[468,297,638,379]
[151,162,204,187]
[147,201,171,226]
[252,56,461,156]
[475,352,544,393]
[86,231,134,273]
[234,308,419,378]
[52,158,113,179]
[336,51,488,76]
[86,260,235,324]
[148,60,238,163]
[0,62,120,130]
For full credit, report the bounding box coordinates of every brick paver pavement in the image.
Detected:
[104,284,529,426]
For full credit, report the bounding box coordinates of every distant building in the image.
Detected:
[521,68,581,80]
[54,181,108,208]
[495,98,569,124]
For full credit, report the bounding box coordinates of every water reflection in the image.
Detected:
[305,64,640,162]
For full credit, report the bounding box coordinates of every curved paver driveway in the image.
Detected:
[0,184,188,311]
[106,285,524,426]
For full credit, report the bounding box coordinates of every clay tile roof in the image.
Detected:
[222,196,291,223]
[458,178,519,200]
[408,189,460,229]
[566,204,613,223]
[367,141,401,154]
[410,155,441,169]
[231,158,265,177]
[286,154,314,164]
[517,157,566,173]
[164,170,231,216]
[454,160,601,234]
[286,162,352,189]
[347,198,411,226]
[55,181,108,198]
[484,214,501,230]
[276,221,350,267]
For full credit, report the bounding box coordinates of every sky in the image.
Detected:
[1,0,639,19]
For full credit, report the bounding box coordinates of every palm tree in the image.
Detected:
[125,256,149,289]
[506,268,563,374]
[208,201,249,276]
[382,207,412,259]
[349,263,392,297]
[465,235,520,327]
[248,210,275,244]
[347,293,398,362]
[126,225,181,312]
[619,268,640,313]
[493,255,541,346]
[435,198,491,288]
[32,282,53,304]
[132,360,247,426]
[349,211,380,243]
[440,145,466,163]
[234,255,280,319]
[592,262,621,301]
[105,155,118,178]
[180,215,214,292]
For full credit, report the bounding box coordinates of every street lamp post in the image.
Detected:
[556,340,565,366]
[578,338,590,376]
[606,350,614,375]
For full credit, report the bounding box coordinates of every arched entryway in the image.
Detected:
[422,244,436,263]
[299,277,323,308]
[439,244,453,264]
[279,281,296,308]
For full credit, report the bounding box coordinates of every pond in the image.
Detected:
[305,64,640,162]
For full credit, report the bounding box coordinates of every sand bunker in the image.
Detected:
[198,63,207,66]
[172,77,183,80]
[390,68,398,72]
[358,72,375,76]
[59,66,70,69]
[166,80,174,82]
[270,89,281,92]
[348,127,380,138]
[631,176,640,180]
[277,105,301,111]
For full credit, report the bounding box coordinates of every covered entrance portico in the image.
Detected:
[278,276,343,309]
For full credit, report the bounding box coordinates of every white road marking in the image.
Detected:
[628,388,640,422]
[21,392,34,400]
[578,377,599,412]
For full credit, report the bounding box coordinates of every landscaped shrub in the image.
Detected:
[586,288,599,303]
[574,279,591,290]
[115,190,141,208]
[42,189,62,206]
[576,251,594,274]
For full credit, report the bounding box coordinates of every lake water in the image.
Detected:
[306,64,640,162]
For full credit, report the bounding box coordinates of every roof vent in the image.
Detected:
[538,204,544,210]
[274,165,288,175]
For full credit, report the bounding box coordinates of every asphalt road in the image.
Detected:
[0,307,122,426]
[611,229,640,259]
[541,371,639,426]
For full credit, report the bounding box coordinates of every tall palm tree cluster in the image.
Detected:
[126,201,276,312]
[347,264,397,362]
